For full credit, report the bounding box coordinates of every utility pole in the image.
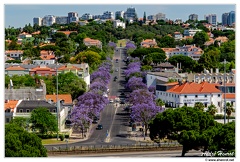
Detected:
[224,59,226,124]
[56,57,59,140]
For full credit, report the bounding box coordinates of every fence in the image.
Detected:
[47,143,182,155]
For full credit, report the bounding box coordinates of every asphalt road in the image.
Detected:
[49,150,203,157]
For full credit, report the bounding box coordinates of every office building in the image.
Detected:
[228,11,235,26]
[81,13,93,20]
[124,7,137,21]
[155,13,166,21]
[205,14,217,26]
[42,15,56,27]
[56,16,68,25]
[68,12,79,23]
[102,11,114,19]
[189,14,198,21]
[33,17,42,26]
[222,13,229,26]
[115,11,124,19]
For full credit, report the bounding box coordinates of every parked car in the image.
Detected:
[92,119,98,124]
[96,124,103,130]
[109,99,114,103]
[115,68,118,72]
[116,59,118,63]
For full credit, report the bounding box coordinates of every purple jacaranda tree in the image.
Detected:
[130,102,163,136]
[71,104,92,138]
[125,42,136,50]
[90,70,111,84]
[108,42,117,49]
[128,89,156,105]
[90,81,108,93]
[125,76,147,91]
[124,62,141,78]
[148,85,156,94]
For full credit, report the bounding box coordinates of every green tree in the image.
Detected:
[73,50,101,67]
[198,50,221,70]
[9,117,29,130]
[207,104,217,116]
[225,102,235,123]
[30,107,58,135]
[156,98,165,107]
[168,55,196,72]
[158,35,175,48]
[141,65,153,71]
[149,52,166,65]
[149,106,217,156]
[5,123,47,157]
[208,121,235,154]
[194,102,205,111]
[193,31,209,47]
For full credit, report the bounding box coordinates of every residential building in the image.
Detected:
[187,68,235,84]
[78,20,89,26]
[146,71,182,88]
[205,14,217,26]
[5,65,29,76]
[183,29,202,37]
[228,11,235,26]
[161,44,204,60]
[153,62,176,72]
[18,32,32,39]
[83,38,102,49]
[30,65,57,77]
[222,13,229,26]
[5,50,24,60]
[56,16,68,24]
[5,100,21,123]
[147,15,156,21]
[174,19,182,24]
[156,81,223,113]
[33,17,42,26]
[140,39,157,48]
[113,20,126,29]
[115,11,124,19]
[174,32,183,40]
[68,12,79,23]
[81,13,93,20]
[42,15,56,26]
[5,79,46,100]
[155,13,166,21]
[124,7,137,21]
[189,14,198,21]
[33,50,55,65]
[102,11,114,19]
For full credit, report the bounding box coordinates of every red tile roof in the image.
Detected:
[57,31,77,35]
[167,81,221,94]
[5,66,25,70]
[223,93,235,99]
[46,94,72,104]
[5,100,19,111]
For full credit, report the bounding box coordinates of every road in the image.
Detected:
[45,47,137,150]
[49,150,203,157]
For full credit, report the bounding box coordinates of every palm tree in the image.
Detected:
[226,102,235,123]
[194,102,204,111]
[156,98,165,107]
[207,104,217,116]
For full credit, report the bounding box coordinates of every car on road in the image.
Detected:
[96,124,103,130]
[115,68,118,72]
[92,119,98,124]
[120,100,125,104]
[114,76,118,81]
[109,99,114,103]
[116,59,118,63]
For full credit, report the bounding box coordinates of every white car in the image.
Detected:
[115,68,118,72]
[109,99,114,103]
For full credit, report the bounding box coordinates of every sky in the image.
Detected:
[4,3,236,28]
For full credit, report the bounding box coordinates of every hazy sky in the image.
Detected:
[4,4,236,28]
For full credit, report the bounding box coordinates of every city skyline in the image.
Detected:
[5,4,236,28]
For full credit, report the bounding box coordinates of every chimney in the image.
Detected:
[216,68,219,73]
[210,68,213,73]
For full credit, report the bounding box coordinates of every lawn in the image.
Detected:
[117,39,127,47]
[42,139,67,145]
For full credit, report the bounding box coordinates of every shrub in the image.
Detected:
[59,134,65,141]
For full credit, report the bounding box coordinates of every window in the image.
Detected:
[6,118,10,123]
[204,95,207,98]
[26,109,30,113]
[53,109,56,113]
[195,95,198,98]
[218,94,221,97]
[218,102,221,107]
[19,109,23,113]
[160,92,162,95]
[184,95,187,98]
[184,103,187,106]
[204,103,207,107]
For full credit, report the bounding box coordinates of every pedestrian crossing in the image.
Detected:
[106,103,130,107]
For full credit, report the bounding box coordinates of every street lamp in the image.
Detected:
[56,57,59,140]
[224,59,227,124]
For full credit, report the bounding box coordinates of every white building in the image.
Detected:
[81,13,93,20]
[156,81,223,113]
[42,15,56,26]
[146,71,182,88]
[115,11,124,19]
[113,20,126,29]
[102,11,114,19]
[33,17,42,26]
[56,16,68,24]
[68,12,79,23]
[155,13,166,21]
[161,44,204,60]
[205,14,217,26]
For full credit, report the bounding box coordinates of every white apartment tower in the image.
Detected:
[33,17,42,26]
[115,11,125,19]
[155,13,166,21]
[205,14,217,26]
[42,15,56,26]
